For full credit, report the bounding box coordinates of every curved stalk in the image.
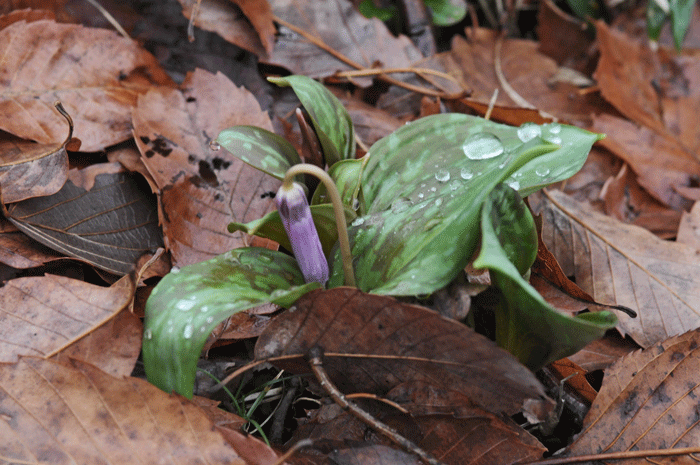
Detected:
[283,164,356,287]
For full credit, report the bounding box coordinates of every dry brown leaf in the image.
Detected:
[536,0,594,73]
[568,334,640,372]
[0,19,171,151]
[133,68,280,267]
[0,230,64,269]
[594,114,699,211]
[595,21,700,156]
[178,0,267,57]
[599,163,681,238]
[566,328,700,460]
[255,287,553,418]
[0,273,134,363]
[424,28,607,125]
[230,0,275,55]
[268,0,423,82]
[538,190,700,348]
[0,357,270,464]
[0,7,54,29]
[51,307,142,378]
[677,201,700,250]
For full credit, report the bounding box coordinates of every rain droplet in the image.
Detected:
[517,123,541,142]
[544,135,562,145]
[435,198,443,207]
[418,192,424,199]
[391,198,411,213]
[435,169,450,182]
[209,140,221,151]
[170,267,180,274]
[535,167,550,177]
[430,187,436,192]
[258,254,273,264]
[352,217,365,227]
[506,179,520,190]
[460,167,474,180]
[462,133,504,160]
[183,324,193,339]
[548,123,561,134]
[144,329,152,340]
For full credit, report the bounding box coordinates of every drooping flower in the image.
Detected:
[275,181,329,285]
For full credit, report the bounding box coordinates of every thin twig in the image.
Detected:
[484,88,499,120]
[269,438,314,465]
[187,0,203,42]
[84,0,130,39]
[307,346,446,465]
[273,15,467,100]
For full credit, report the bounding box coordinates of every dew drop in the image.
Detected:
[209,140,221,151]
[435,198,443,207]
[183,324,193,339]
[535,167,550,177]
[170,267,180,274]
[544,135,562,145]
[391,198,411,213]
[430,187,436,192]
[144,329,152,340]
[462,133,504,160]
[258,254,273,264]
[517,123,541,142]
[506,179,520,190]
[460,167,474,180]
[450,179,461,191]
[418,192,424,199]
[435,169,450,182]
[548,123,561,134]
[352,217,365,227]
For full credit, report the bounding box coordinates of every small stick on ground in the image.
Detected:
[307,346,446,465]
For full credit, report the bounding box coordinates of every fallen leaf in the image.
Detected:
[230,0,276,55]
[599,163,681,238]
[0,230,64,269]
[566,328,700,457]
[677,201,700,249]
[595,21,700,155]
[6,163,163,275]
[255,287,552,418]
[568,333,640,372]
[0,19,171,151]
[0,273,134,363]
[0,7,54,29]
[133,68,280,267]
[593,113,698,211]
[51,307,142,378]
[269,0,423,82]
[178,0,267,57]
[536,0,594,73]
[538,190,700,348]
[0,357,268,464]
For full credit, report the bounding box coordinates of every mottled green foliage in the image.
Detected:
[646,0,693,49]
[473,185,617,370]
[311,157,367,213]
[328,114,601,296]
[143,247,321,397]
[215,126,301,180]
[424,0,467,26]
[268,76,355,165]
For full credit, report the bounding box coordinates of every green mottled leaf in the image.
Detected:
[473,185,616,370]
[424,0,467,26]
[311,157,367,214]
[268,76,355,165]
[328,115,601,296]
[670,0,694,49]
[358,0,397,21]
[647,0,667,41]
[216,125,301,180]
[487,183,538,276]
[143,247,321,398]
[228,204,356,256]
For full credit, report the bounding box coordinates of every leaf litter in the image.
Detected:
[1,0,700,463]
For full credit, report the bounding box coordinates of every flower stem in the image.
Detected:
[283,164,356,287]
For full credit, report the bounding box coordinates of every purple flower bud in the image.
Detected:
[275,182,329,285]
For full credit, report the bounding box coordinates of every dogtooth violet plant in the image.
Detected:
[143,75,618,398]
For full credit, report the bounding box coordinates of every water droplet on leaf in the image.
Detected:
[460,167,474,180]
[535,167,550,177]
[391,198,411,213]
[517,123,541,142]
[450,180,461,191]
[183,324,193,339]
[435,198,443,207]
[435,169,450,182]
[547,123,561,134]
[463,133,504,160]
[209,140,221,151]
[506,179,520,190]
[352,217,365,226]
[144,329,152,340]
